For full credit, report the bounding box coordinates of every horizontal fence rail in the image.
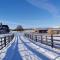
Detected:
[0,33,14,50]
[24,33,60,49]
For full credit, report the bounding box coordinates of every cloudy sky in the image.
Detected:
[0,0,60,28]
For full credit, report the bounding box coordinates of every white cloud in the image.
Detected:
[26,0,59,17]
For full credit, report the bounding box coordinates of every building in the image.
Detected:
[0,23,10,34]
[35,28,48,33]
[48,28,60,34]
[34,28,60,34]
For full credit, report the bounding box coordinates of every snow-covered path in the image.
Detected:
[3,36,23,60]
[0,33,60,60]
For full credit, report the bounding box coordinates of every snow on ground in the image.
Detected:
[18,35,41,60]
[0,33,13,39]
[0,32,60,60]
[20,35,60,60]
[0,33,42,60]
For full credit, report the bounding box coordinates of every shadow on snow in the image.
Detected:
[3,36,23,60]
[21,39,50,60]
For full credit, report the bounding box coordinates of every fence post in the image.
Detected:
[30,35,32,39]
[51,34,54,48]
[30,35,31,39]
[1,38,2,49]
[32,35,33,40]
[8,36,10,43]
[35,35,37,42]
[29,34,30,38]
[41,35,43,43]
[46,36,47,44]
[4,37,6,47]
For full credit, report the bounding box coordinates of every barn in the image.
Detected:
[35,28,48,33]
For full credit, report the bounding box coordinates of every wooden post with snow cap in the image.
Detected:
[46,36,47,44]
[0,38,2,49]
[4,37,6,47]
[31,34,33,40]
[48,29,54,48]
[51,34,53,48]
[35,35,37,42]
[41,35,43,43]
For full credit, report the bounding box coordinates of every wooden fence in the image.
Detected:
[0,34,14,50]
[24,33,60,48]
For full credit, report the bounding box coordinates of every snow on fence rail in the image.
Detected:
[24,33,60,49]
[0,33,14,50]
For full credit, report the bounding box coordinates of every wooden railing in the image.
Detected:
[0,33,14,50]
[24,33,60,48]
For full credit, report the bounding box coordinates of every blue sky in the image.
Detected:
[0,0,60,28]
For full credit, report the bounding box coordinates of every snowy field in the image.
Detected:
[0,32,60,60]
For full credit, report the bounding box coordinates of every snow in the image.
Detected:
[0,33,13,38]
[18,34,42,60]
[20,36,60,60]
[0,32,60,60]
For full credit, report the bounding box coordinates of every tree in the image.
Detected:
[15,25,24,31]
[48,29,54,35]
[48,29,54,48]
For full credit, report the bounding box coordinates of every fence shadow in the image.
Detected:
[3,36,23,60]
[21,38,50,60]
